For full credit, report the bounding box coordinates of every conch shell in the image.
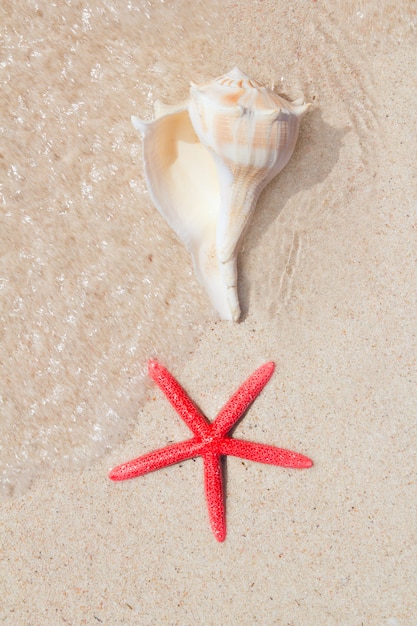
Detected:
[132,68,309,321]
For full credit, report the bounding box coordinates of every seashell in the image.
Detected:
[132,67,309,321]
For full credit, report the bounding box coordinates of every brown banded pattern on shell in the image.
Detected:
[189,67,309,171]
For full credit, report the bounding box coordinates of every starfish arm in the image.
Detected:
[203,451,226,542]
[219,438,313,469]
[148,360,211,439]
[109,438,204,481]
[212,362,275,437]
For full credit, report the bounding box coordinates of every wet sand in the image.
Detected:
[1,1,417,623]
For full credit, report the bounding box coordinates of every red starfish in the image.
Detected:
[109,360,313,542]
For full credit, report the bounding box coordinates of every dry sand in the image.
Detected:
[1,1,417,624]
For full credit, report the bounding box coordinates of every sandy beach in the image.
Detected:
[1,1,417,623]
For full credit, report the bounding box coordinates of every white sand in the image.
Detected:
[1,1,417,623]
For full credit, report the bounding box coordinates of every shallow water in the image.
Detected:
[1,0,415,496]
[0,0,222,495]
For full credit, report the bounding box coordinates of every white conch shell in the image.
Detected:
[132,68,309,321]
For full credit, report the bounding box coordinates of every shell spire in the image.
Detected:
[132,68,310,321]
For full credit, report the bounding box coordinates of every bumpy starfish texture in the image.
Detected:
[109,360,313,541]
